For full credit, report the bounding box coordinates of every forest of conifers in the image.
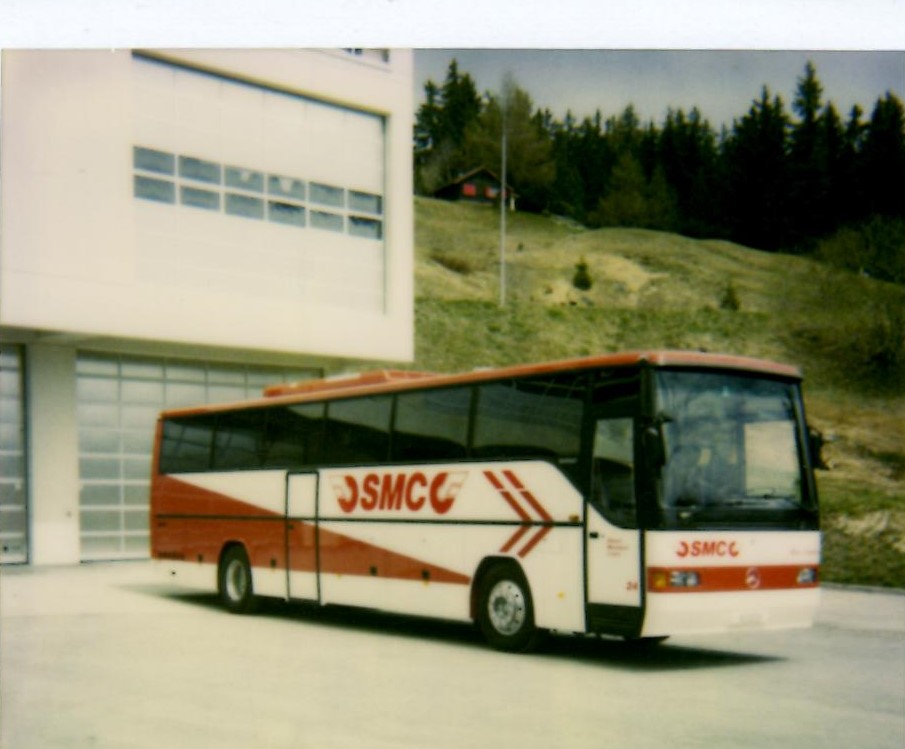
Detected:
[414,60,905,282]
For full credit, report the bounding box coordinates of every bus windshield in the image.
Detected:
[654,371,817,529]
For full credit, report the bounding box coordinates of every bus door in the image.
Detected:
[585,409,643,635]
[285,471,320,602]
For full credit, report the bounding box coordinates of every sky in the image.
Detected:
[1,0,903,133]
[414,50,905,129]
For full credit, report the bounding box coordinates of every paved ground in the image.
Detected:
[2,562,904,749]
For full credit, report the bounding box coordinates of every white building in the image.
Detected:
[0,49,414,565]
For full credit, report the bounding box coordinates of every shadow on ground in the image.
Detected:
[123,582,782,672]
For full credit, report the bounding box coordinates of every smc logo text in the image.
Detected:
[331,471,466,515]
[676,539,740,558]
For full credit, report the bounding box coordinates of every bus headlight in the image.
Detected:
[797,567,818,585]
[669,570,701,588]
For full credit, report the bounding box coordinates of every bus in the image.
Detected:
[150,350,821,651]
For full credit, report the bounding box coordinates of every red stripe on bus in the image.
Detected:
[483,470,531,521]
[316,524,470,584]
[499,524,532,553]
[153,475,281,519]
[153,478,470,586]
[647,565,819,593]
[502,470,552,522]
[517,525,552,558]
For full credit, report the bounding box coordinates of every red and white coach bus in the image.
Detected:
[150,350,821,651]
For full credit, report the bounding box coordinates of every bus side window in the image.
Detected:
[160,416,216,473]
[324,396,392,465]
[392,387,471,462]
[592,418,636,528]
[472,375,584,478]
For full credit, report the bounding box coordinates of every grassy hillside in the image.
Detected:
[407,197,905,587]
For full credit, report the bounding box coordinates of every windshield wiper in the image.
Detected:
[739,493,804,509]
[673,496,702,519]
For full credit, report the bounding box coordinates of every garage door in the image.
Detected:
[0,347,28,564]
[77,354,317,561]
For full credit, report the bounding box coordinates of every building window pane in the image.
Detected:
[123,430,153,455]
[124,535,150,553]
[80,484,120,506]
[80,457,122,480]
[124,457,151,480]
[122,380,164,405]
[310,182,345,208]
[79,429,121,454]
[349,190,382,215]
[77,378,119,403]
[349,216,383,240]
[179,156,221,184]
[134,147,175,175]
[77,357,119,376]
[0,347,26,563]
[124,511,150,532]
[81,510,123,533]
[225,166,264,193]
[124,485,149,505]
[268,201,306,227]
[121,360,164,379]
[225,193,265,220]
[181,186,220,211]
[134,176,175,204]
[165,382,206,408]
[268,175,306,200]
[77,403,119,428]
[81,536,122,555]
[311,211,344,233]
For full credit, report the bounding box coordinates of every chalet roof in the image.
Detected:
[434,165,517,195]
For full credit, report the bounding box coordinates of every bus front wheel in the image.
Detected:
[477,563,540,652]
[218,545,258,614]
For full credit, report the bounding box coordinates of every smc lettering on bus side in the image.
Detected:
[676,539,740,558]
[332,471,466,515]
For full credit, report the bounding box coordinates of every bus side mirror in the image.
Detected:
[807,424,828,470]
[643,425,667,470]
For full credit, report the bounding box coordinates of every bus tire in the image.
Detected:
[218,545,258,614]
[477,563,539,652]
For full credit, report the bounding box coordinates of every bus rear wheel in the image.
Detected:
[477,563,540,652]
[218,545,258,614]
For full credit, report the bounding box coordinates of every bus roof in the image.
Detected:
[160,350,802,419]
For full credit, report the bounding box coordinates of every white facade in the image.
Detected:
[0,49,415,564]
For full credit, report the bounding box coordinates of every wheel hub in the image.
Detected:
[225,559,248,601]
[487,580,526,635]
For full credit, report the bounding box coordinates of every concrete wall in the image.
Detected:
[1,49,413,362]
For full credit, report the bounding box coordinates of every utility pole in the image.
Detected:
[499,126,507,307]
[499,74,511,308]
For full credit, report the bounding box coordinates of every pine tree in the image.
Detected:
[817,102,852,229]
[658,107,720,236]
[724,87,792,250]
[860,92,905,219]
[789,62,828,247]
[439,60,482,150]
[413,59,482,194]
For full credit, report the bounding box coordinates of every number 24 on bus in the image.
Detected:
[151,350,821,652]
